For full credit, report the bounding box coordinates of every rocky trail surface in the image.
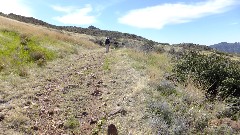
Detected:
[0,47,153,135]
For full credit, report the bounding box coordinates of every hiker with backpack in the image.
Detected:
[105,37,110,53]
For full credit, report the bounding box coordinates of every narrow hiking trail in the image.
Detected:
[1,46,153,134]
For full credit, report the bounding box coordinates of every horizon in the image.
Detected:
[0,0,240,46]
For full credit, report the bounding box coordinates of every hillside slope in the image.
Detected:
[0,16,239,135]
[210,42,240,54]
[0,15,155,134]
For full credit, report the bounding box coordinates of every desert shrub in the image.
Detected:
[156,80,177,97]
[168,48,176,55]
[148,101,173,125]
[30,51,45,61]
[64,116,79,129]
[18,66,28,77]
[173,51,240,101]
[154,45,165,54]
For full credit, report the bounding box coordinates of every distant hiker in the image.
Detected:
[105,37,110,53]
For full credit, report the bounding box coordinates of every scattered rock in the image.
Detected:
[107,124,118,135]
[43,97,50,102]
[97,80,103,84]
[48,110,54,116]
[95,84,101,88]
[25,101,31,106]
[103,103,107,106]
[110,80,116,83]
[32,125,38,131]
[82,112,88,116]
[209,118,240,131]
[36,92,43,96]
[54,107,61,113]
[90,118,98,125]
[86,82,92,87]
[90,73,96,79]
[91,90,102,96]
[57,120,64,128]
[0,113,5,121]
[0,99,7,104]
[108,107,127,117]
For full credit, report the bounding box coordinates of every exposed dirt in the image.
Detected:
[0,47,153,135]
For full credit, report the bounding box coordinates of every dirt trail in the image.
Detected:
[1,47,153,134]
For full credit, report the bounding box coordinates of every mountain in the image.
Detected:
[210,42,240,54]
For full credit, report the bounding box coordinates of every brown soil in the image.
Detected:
[0,47,153,135]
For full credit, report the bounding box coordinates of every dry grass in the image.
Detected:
[126,49,172,82]
[124,48,238,134]
[0,16,98,49]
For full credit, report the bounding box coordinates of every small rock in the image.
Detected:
[25,101,31,106]
[23,106,30,109]
[107,124,118,135]
[90,73,96,79]
[43,97,50,102]
[86,82,92,87]
[0,99,7,104]
[48,110,54,116]
[0,114,5,121]
[54,107,61,113]
[97,80,103,84]
[82,112,88,116]
[110,80,116,83]
[32,125,38,131]
[90,118,98,125]
[95,84,101,88]
[91,90,102,96]
[108,107,127,117]
[36,93,43,96]
[57,120,64,128]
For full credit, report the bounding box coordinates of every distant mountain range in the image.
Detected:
[210,42,240,54]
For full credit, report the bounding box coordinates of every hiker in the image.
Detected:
[105,37,110,53]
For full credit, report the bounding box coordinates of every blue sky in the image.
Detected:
[0,0,239,45]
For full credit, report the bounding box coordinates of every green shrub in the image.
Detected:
[154,45,165,54]
[173,51,240,101]
[64,116,79,129]
[0,29,56,74]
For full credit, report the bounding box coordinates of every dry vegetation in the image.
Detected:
[0,16,97,49]
[0,16,239,135]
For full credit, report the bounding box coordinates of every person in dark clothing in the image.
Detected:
[105,37,110,53]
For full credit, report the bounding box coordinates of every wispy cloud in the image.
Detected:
[52,4,96,25]
[51,5,76,13]
[0,0,33,17]
[119,0,237,29]
[230,22,239,25]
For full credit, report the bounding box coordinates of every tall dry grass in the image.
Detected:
[0,16,98,49]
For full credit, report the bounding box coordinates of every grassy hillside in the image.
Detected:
[0,16,97,75]
[0,16,239,135]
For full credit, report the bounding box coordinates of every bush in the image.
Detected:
[30,51,45,61]
[64,116,79,129]
[154,46,165,54]
[173,51,240,101]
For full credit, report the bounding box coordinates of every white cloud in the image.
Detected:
[51,5,75,13]
[119,0,237,29]
[230,22,239,25]
[0,0,33,17]
[53,4,96,25]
